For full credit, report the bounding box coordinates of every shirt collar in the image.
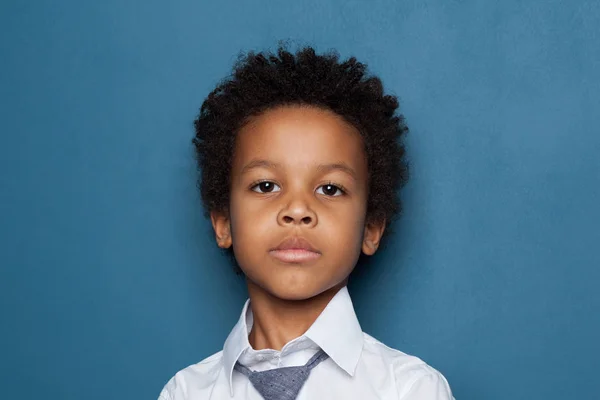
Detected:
[222,286,364,396]
[222,299,253,396]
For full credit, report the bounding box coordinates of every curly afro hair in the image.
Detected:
[193,45,409,234]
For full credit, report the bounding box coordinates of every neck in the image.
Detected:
[246,280,347,351]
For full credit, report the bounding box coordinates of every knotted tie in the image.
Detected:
[234,349,329,400]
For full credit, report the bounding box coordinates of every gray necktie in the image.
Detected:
[234,349,329,400]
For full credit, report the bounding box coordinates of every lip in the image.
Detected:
[269,236,321,263]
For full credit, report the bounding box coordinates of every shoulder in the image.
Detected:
[363,333,454,399]
[158,350,224,400]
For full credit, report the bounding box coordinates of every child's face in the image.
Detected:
[211,105,385,301]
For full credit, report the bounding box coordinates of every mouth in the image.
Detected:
[269,236,321,264]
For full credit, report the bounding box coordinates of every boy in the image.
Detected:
[159,46,453,399]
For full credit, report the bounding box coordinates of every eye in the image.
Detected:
[251,181,281,193]
[316,183,344,197]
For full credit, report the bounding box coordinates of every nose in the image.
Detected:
[277,197,318,228]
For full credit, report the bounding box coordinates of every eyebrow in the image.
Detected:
[240,159,282,175]
[316,163,358,181]
[240,159,358,181]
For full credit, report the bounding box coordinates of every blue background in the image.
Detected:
[1,1,599,399]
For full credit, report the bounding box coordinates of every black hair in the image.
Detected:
[193,46,409,267]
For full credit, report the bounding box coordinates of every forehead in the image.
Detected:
[233,105,367,173]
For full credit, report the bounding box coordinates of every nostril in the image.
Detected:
[283,216,294,223]
[301,216,312,224]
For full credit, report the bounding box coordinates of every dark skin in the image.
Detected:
[211,105,385,351]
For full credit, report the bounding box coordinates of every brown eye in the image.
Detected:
[251,181,281,193]
[316,184,343,197]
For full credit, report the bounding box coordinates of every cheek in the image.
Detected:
[229,195,272,245]
[320,203,367,247]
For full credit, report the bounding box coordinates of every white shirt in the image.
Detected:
[158,286,454,399]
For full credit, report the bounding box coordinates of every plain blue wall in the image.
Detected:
[1,1,599,399]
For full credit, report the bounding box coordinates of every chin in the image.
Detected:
[263,279,328,301]
[269,286,320,301]
[244,263,346,302]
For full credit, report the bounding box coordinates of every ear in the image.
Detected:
[361,219,386,255]
[210,210,232,249]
